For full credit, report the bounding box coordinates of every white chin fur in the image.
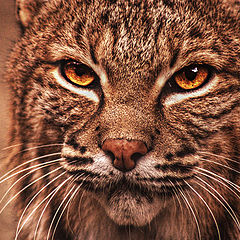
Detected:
[98,190,162,226]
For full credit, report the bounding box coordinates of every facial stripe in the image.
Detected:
[150,74,169,101]
[91,64,113,99]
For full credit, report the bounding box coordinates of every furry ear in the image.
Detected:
[16,0,45,27]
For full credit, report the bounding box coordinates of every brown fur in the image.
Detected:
[3,0,240,239]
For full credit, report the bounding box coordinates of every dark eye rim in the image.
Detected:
[170,64,214,92]
[60,60,99,88]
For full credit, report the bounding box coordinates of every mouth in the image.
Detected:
[73,171,193,196]
[94,176,178,227]
[69,170,194,226]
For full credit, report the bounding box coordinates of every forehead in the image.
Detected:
[39,0,221,84]
[38,0,222,59]
[70,1,184,75]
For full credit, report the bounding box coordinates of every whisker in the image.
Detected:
[47,185,76,240]
[77,189,87,225]
[168,180,184,223]
[66,180,86,236]
[170,186,178,218]
[198,158,240,174]
[0,160,62,205]
[0,159,63,216]
[2,143,63,152]
[0,158,61,184]
[194,176,240,231]
[177,183,201,240]
[15,175,73,240]
[184,180,221,240]
[195,170,240,199]
[1,143,23,151]
[198,151,239,164]
[0,152,61,183]
[33,165,79,240]
[47,175,88,240]
[51,185,81,240]
[15,168,66,239]
[184,190,202,240]
[196,167,240,193]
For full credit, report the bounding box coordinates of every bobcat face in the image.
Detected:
[7,0,239,238]
[58,56,201,226]
[44,1,206,226]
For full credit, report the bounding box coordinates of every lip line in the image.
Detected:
[74,174,192,198]
[136,174,195,183]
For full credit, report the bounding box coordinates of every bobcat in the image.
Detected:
[2,0,239,239]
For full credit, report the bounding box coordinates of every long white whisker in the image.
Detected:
[51,185,81,240]
[15,175,73,240]
[47,184,76,240]
[1,143,23,151]
[2,143,63,152]
[66,183,82,236]
[185,190,202,240]
[196,167,240,193]
[195,170,240,199]
[77,189,87,225]
[0,159,62,205]
[171,186,178,218]
[198,157,240,174]
[194,176,240,231]
[184,180,221,240]
[168,180,184,223]
[0,159,63,216]
[15,168,65,239]
[177,183,201,240]
[34,173,81,240]
[198,151,239,164]
[48,174,89,240]
[0,152,61,183]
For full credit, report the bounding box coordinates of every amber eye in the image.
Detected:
[63,62,95,86]
[174,65,209,90]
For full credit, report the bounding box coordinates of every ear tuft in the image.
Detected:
[16,0,45,27]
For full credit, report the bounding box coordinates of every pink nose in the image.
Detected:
[102,139,148,172]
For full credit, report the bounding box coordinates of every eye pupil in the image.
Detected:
[174,65,209,90]
[185,67,198,81]
[62,61,96,87]
[75,66,84,77]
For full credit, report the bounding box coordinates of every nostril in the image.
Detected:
[131,152,144,162]
[102,139,148,172]
[106,151,115,161]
